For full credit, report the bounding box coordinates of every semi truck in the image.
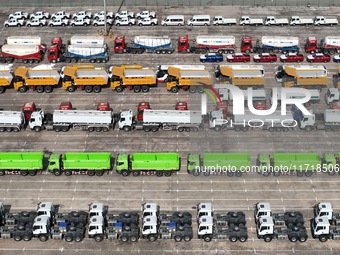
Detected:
[270,87,320,107]
[0,64,14,93]
[115,153,180,177]
[275,65,328,89]
[6,36,45,53]
[178,35,236,54]
[156,64,205,82]
[165,67,212,93]
[113,35,174,54]
[60,65,109,93]
[47,36,109,63]
[305,36,340,54]
[295,109,340,132]
[333,66,340,88]
[0,152,44,176]
[215,65,265,89]
[256,153,323,177]
[187,153,251,177]
[109,65,157,93]
[0,45,42,64]
[251,36,299,54]
[13,66,60,93]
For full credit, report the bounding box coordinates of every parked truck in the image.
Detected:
[239,16,263,26]
[305,36,340,54]
[47,36,109,63]
[213,16,237,26]
[60,65,108,93]
[325,88,340,108]
[0,45,42,64]
[6,36,45,53]
[255,202,308,242]
[275,65,328,89]
[270,87,320,107]
[109,65,157,93]
[253,36,299,54]
[0,111,25,133]
[13,65,60,93]
[314,16,338,26]
[215,65,265,89]
[165,67,212,93]
[264,16,289,26]
[187,153,251,177]
[115,153,180,177]
[0,152,44,176]
[178,35,236,54]
[113,35,174,54]
[289,16,313,26]
[156,64,205,82]
[0,64,13,93]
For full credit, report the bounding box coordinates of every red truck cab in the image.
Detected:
[47,37,63,62]
[97,101,110,111]
[178,35,189,53]
[114,36,126,54]
[240,36,252,53]
[216,102,228,119]
[175,101,188,110]
[305,37,317,53]
[59,101,73,110]
[137,102,151,121]
[254,101,267,110]
[22,102,37,121]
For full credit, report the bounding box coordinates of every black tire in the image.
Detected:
[0,170,5,176]
[67,86,76,92]
[148,235,157,242]
[29,170,37,176]
[229,236,238,242]
[39,235,48,242]
[130,235,138,242]
[121,235,129,242]
[133,86,141,93]
[95,235,103,242]
[141,86,149,93]
[85,86,93,93]
[174,235,182,242]
[54,169,62,176]
[0,86,6,94]
[121,170,130,176]
[156,171,163,177]
[44,86,53,93]
[204,235,212,242]
[115,86,124,92]
[132,171,140,176]
[93,86,101,93]
[87,171,95,176]
[19,86,27,93]
[264,236,272,242]
[164,171,172,177]
[171,87,178,93]
[64,170,72,176]
[21,171,28,176]
[123,126,131,132]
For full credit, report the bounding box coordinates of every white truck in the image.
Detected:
[48,18,69,27]
[26,19,47,27]
[115,11,134,19]
[30,11,50,20]
[136,10,156,19]
[213,16,237,26]
[93,11,114,20]
[4,18,25,27]
[325,88,340,105]
[93,18,113,26]
[264,16,289,26]
[9,11,28,20]
[289,16,313,26]
[239,16,263,26]
[71,18,91,26]
[296,109,340,131]
[137,17,158,26]
[28,110,114,132]
[51,11,71,20]
[114,17,136,26]
[72,11,92,20]
[0,111,25,132]
[314,16,338,26]
[270,88,320,107]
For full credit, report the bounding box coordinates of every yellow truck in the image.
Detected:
[109,65,156,93]
[276,65,328,89]
[214,65,265,89]
[166,67,212,93]
[0,64,13,94]
[61,65,109,93]
[333,66,340,88]
[13,65,60,93]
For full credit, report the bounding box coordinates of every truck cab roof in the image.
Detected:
[314,216,330,227]
[315,202,333,215]
[37,202,54,212]
[142,203,159,216]
[197,203,213,213]
[89,216,104,226]
[143,215,158,226]
[89,203,105,216]
[198,216,213,226]
[259,216,274,226]
[33,215,50,226]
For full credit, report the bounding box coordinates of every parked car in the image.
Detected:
[48,18,69,27]
[253,53,277,63]
[4,18,25,27]
[307,53,331,63]
[200,53,223,63]
[136,10,156,19]
[30,11,50,20]
[226,53,250,63]
[137,17,158,26]
[72,11,92,20]
[27,18,47,27]
[333,55,340,63]
[51,11,71,20]
[9,11,28,20]
[114,17,136,26]
[70,18,91,26]
[115,11,134,19]
[93,11,114,20]
[93,18,113,26]
[279,53,304,63]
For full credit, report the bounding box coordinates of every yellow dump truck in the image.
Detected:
[13,65,60,93]
[109,65,157,93]
[333,66,340,89]
[166,67,212,93]
[214,65,265,89]
[0,64,13,94]
[61,65,109,93]
[276,65,328,89]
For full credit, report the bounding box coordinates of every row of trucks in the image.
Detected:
[239,16,338,26]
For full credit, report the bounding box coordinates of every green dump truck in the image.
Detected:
[0,152,44,176]
[48,152,112,176]
[256,153,328,177]
[116,153,180,177]
[187,153,251,177]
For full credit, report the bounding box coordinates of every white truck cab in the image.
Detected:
[89,203,106,218]
[142,203,159,218]
[197,203,214,218]
[37,202,54,218]
[254,202,272,222]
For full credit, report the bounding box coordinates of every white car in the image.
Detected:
[114,17,136,26]
[4,18,25,27]
[137,17,158,26]
[9,11,28,20]
[115,11,134,19]
[48,18,69,27]
[26,18,47,27]
[51,11,71,20]
[72,11,92,20]
[93,18,113,26]
[94,11,114,20]
[136,10,156,19]
[30,11,50,20]
[71,18,91,26]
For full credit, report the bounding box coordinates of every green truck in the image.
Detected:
[48,152,112,176]
[0,152,44,176]
[187,153,251,177]
[256,153,335,177]
[116,153,180,177]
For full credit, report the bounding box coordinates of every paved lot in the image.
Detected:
[0,5,340,255]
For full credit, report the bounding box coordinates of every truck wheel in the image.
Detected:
[85,86,93,93]
[229,236,238,242]
[171,87,179,93]
[14,235,22,241]
[156,171,163,177]
[71,58,77,63]
[130,235,138,242]
[87,171,95,176]
[20,171,28,176]
[121,235,129,242]
[132,171,140,176]
[235,171,242,177]
[95,127,102,132]
[74,235,82,242]
[64,170,72,176]
[0,87,5,94]
[227,171,234,177]
[214,126,221,132]
[192,170,200,176]
[62,126,69,132]
[67,86,76,92]
[299,236,307,242]
[141,86,149,93]
[95,170,104,176]
[5,24,9,27]
[18,86,27,93]
[23,235,31,241]
[264,235,272,242]
[0,170,5,176]
[29,170,37,176]
[65,235,73,242]
[239,236,247,242]
[39,234,48,242]
[164,171,172,177]
[204,236,212,242]
[184,236,192,242]
[6,127,12,132]
[53,169,62,176]
[44,86,53,93]
[133,86,141,93]
[148,235,157,242]
[189,87,196,93]
[121,170,130,176]
[115,86,124,92]
[319,235,328,242]
[305,171,313,177]
[289,236,298,242]
[93,86,101,93]
[174,235,182,242]
[123,126,131,132]
[95,235,103,242]
[88,127,95,132]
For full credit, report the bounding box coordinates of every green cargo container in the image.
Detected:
[257,153,323,177]
[187,153,251,177]
[0,152,44,176]
[48,152,111,176]
[116,153,180,177]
